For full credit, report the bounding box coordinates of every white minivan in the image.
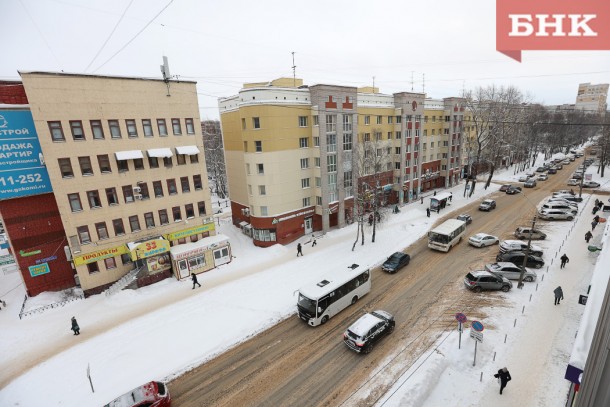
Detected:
[541,202,577,215]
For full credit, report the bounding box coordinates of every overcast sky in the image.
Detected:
[2,0,609,120]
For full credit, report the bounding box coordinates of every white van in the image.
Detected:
[541,202,577,215]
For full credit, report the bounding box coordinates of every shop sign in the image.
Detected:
[20,249,41,257]
[165,223,215,241]
[277,208,315,223]
[29,262,50,277]
[172,246,206,261]
[131,238,170,260]
[73,245,129,266]
[146,253,171,273]
[0,254,15,266]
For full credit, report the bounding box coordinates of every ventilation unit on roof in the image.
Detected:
[348,264,359,270]
[316,280,330,287]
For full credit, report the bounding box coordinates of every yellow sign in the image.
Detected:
[73,246,129,266]
[130,238,170,261]
[165,222,215,241]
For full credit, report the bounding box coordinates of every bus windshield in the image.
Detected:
[297,293,316,314]
[429,232,449,244]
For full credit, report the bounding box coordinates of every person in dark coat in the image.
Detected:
[554,286,564,305]
[599,201,604,210]
[191,272,201,289]
[494,367,511,394]
[71,316,80,335]
[592,220,598,231]
[426,208,430,218]
[592,206,599,215]
[585,231,593,243]
[594,215,600,223]
[560,253,569,269]
[312,236,317,247]
[297,243,303,257]
[449,192,453,202]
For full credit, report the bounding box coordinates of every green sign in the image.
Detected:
[20,249,41,257]
[29,262,50,277]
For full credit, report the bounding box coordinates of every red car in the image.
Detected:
[104,381,171,407]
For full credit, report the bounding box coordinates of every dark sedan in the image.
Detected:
[457,214,473,225]
[506,186,522,195]
[496,251,545,269]
[381,252,410,273]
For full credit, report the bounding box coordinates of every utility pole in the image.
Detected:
[517,215,537,289]
[578,155,585,199]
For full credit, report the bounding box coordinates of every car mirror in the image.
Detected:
[317,307,322,313]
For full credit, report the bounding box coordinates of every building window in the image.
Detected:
[343,114,352,132]
[144,212,155,228]
[301,178,310,188]
[197,201,206,216]
[87,262,99,274]
[85,190,101,208]
[327,154,337,172]
[260,206,268,216]
[190,154,199,164]
[142,119,153,137]
[108,120,121,139]
[95,222,109,240]
[120,253,131,265]
[193,175,202,190]
[125,119,138,137]
[176,154,186,165]
[97,154,111,173]
[388,116,393,124]
[113,219,125,236]
[258,185,266,195]
[167,179,177,195]
[58,158,73,178]
[153,181,163,197]
[90,120,104,139]
[104,257,116,269]
[158,209,169,225]
[106,187,119,205]
[77,226,91,244]
[315,177,321,187]
[327,134,336,153]
[303,197,311,207]
[375,132,382,141]
[363,133,370,142]
[185,118,195,134]
[364,116,370,125]
[133,158,144,170]
[68,193,82,212]
[299,137,309,148]
[241,118,246,130]
[300,158,309,169]
[396,116,402,123]
[376,116,382,124]
[257,163,264,174]
[129,215,141,232]
[157,119,168,136]
[117,159,128,172]
[298,116,308,127]
[185,203,195,218]
[316,196,322,205]
[172,118,182,135]
[148,156,159,168]
[79,157,93,176]
[326,114,336,133]
[314,136,320,147]
[138,182,150,199]
[163,156,172,168]
[123,185,135,203]
[172,206,182,222]
[343,133,352,151]
[70,121,85,141]
[252,117,260,129]
[255,141,262,152]
[48,121,65,141]
[180,176,190,192]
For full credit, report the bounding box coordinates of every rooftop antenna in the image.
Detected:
[422,73,425,94]
[160,56,171,97]
[292,52,296,87]
[410,71,414,92]
[372,76,375,92]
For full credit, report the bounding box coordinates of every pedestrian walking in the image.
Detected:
[191,272,201,289]
[449,192,453,202]
[592,206,599,215]
[421,197,423,204]
[71,316,80,335]
[554,286,564,305]
[0,299,6,310]
[312,236,317,247]
[594,214,600,223]
[297,243,303,257]
[434,191,437,196]
[426,208,430,217]
[592,220,598,231]
[560,253,569,269]
[599,201,604,210]
[585,231,593,243]
[493,367,512,395]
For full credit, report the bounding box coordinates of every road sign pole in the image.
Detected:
[458,321,462,349]
[473,340,478,367]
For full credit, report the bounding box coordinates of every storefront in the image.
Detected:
[127,237,172,276]
[169,234,231,279]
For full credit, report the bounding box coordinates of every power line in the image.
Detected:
[17,0,61,68]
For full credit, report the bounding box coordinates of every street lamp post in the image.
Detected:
[517,215,537,289]
[578,155,586,199]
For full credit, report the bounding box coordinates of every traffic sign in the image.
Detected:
[455,313,467,323]
[470,329,484,342]
[471,320,484,332]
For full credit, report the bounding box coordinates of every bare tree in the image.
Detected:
[201,120,228,199]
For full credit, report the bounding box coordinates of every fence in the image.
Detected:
[19,292,84,320]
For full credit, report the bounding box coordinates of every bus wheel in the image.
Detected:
[351,296,358,305]
[321,315,329,325]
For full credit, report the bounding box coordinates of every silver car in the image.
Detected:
[468,233,499,248]
[538,209,574,221]
[485,262,537,282]
[499,240,543,257]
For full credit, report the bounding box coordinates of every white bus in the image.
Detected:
[297,263,371,327]
[428,218,466,252]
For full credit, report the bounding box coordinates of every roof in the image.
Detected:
[169,234,229,257]
[19,70,196,84]
[347,313,383,337]
[430,192,452,201]
[298,264,369,300]
[429,219,465,236]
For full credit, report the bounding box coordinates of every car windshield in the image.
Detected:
[297,293,317,314]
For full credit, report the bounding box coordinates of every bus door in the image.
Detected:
[317,295,329,318]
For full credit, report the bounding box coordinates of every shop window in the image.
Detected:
[104,257,117,269]
[87,262,99,274]
[188,254,206,270]
[121,253,132,265]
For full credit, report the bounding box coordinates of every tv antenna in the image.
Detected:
[292,52,297,87]
[160,56,171,96]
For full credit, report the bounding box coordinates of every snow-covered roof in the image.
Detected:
[147,148,173,158]
[169,234,229,257]
[115,150,143,160]
[175,145,200,155]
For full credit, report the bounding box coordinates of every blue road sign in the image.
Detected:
[471,320,484,332]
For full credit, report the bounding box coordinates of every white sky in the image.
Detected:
[1,0,609,120]
[1,148,608,406]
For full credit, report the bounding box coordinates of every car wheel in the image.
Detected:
[501,285,510,292]
[321,315,329,325]
[363,343,373,354]
[567,216,574,221]
[524,276,534,282]
[387,323,395,334]
[351,296,358,305]
[535,263,543,269]
[473,286,482,293]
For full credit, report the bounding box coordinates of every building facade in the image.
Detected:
[575,83,609,113]
[219,78,464,247]
[14,72,222,296]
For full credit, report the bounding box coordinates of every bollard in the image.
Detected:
[530,294,532,302]
[542,274,544,281]
[522,305,525,314]
[493,351,496,361]
[504,334,507,343]
[480,372,483,382]
[536,283,538,291]
[514,318,517,327]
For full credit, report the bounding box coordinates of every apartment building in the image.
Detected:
[576,83,609,113]
[10,72,227,296]
[219,78,462,247]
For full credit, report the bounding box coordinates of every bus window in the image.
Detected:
[318,296,329,314]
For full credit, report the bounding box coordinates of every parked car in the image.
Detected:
[526,171,535,177]
[547,168,557,174]
[536,167,546,172]
[537,174,548,181]
[506,186,522,195]
[499,240,543,257]
[485,262,537,282]
[382,252,411,273]
[538,209,574,221]
[457,214,473,225]
[479,199,496,211]
[582,181,601,188]
[343,310,395,354]
[553,193,583,203]
[524,179,537,188]
[541,202,578,215]
[464,270,512,293]
[104,381,171,407]
[496,251,545,269]
[499,184,512,192]
[553,190,575,196]
[546,198,578,208]
[567,178,579,186]
[572,173,583,180]
[514,226,546,240]
[468,233,499,248]
[518,175,530,182]
[554,164,563,170]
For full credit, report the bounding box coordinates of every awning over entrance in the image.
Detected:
[147,148,173,158]
[127,237,170,261]
[115,150,144,160]
[169,234,230,260]
[175,145,200,155]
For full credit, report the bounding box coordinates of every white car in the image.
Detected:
[499,240,543,256]
[546,198,578,208]
[518,175,530,182]
[567,178,579,186]
[537,174,548,181]
[538,209,574,221]
[468,233,499,248]
[526,171,535,177]
[485,262,538,282]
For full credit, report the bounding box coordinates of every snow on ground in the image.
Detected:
[1,152,608,406]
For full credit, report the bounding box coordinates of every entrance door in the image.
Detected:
[213,247,231,266]
[177,259,190,279]
[304,217,313,234]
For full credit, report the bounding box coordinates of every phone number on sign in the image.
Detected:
[0,173,43,186]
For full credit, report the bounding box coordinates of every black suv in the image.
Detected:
[343,310,395,354]
[496,251,544,269]
[382,252,411,273]
[464,270,512,292]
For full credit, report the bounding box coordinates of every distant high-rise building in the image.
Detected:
[575,83,608,113]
